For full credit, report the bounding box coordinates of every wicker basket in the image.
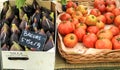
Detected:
[57,0,120,64]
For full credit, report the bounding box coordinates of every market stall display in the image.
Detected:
[57,0,120,64]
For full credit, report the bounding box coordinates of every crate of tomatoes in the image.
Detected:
[57,0,120,64]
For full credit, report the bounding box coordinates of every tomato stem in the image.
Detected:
[116,38,120,41]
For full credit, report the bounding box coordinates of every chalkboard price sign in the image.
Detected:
[19,30,47,51]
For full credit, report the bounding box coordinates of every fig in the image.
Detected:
[39,29,46,36]
[19,8,25,20]
[10,31,19,45]
[1,43,9,51]
[32,17,38,32]
[41,16,54,32]
[5,6,15,23]
[19,14,28,30]
[10,41,23,51]
[0,23,10,45]
[43,36,54,51]
[11,16,20,27]
[11,24,20,33]
[1,1,9,19]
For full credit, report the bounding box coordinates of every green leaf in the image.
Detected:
[16,0,26,9]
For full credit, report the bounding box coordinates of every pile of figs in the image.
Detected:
[0,0,55,51]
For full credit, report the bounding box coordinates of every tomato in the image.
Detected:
[95,38,112,49]
[106,0,116,5]
[96,20,105,29]
[72,11,83,19]
[79,16,86,23]
[110,26,120,36]
[63,33,78,48]
[104,12,115,24]
[75,23,87,30]
[96,4,106,13]
[76,5,88,15]
[97,29,113,40]
[94,0,105,8]
[85,15,97,26]
[112,35,120,49]
[60,13,71,21]
[90,8,101,17]
[87,26,99,34]
[97,15,106,23]
[83,33,97,48]
[106,4,116,12]
[70,18,79,25]
[66,1,77,9]
[74,28,86,42]
[112,8,120,16]
[66,7,75,15]
[114,15,120,26]
[58,21,75,35]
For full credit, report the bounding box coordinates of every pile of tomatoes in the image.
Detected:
[58,0,120,50]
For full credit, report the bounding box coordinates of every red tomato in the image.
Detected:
[60,13,71,21]
[90,8,101,17]
[94,0,105,8]
[106,4,116,12]
[106,0,116,5]
[96,4,106,13]
[74,28,86,42]
[75,23,87,30]
[87,26,99,34]
[58,21,75,35]
[104,12,115,24]
[114,15,120,26]
[70,18,79,25]
[66,7,75,15]
[96,20,105,29]
[83,33,97,48]
[66,1,77,9]
[63,33,78,48]
[110,26,120,36]
[97,29,113,40]
[112,35,120,49]
[95,38,112,49]
[79,16,86,23]
[72,11,83,19]
[97,15,106,23]
[112,8,120,16]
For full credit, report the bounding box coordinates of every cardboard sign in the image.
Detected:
[19,30,47,51]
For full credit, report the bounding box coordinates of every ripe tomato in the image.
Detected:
[110,26,120,36]
[66,7,75,15]
[70,18,79,25]
[96,4,106,13]
[85,15,97,26]
[87,26,99,34]
[60,13,71,21]
[94,0,105,8]
[74,28,86,42]
[106,0,116,5]
[79,16,86,23]
[83,33,97,48]
[96,20,105,29]
[97,15,106,23]
[114,15,120,26]
[58,21,75,35]
[76,5,88,15]
[112,8,120,16]
[112,35,120,49]
[106,4,116,12]
[95,38,112,49]
[72,11,83,19]
[104,12,115,24]
[66,1,77,9]
[90,8,101,17]
[97,29,113,40]
[75,23,87,30]
[63,33,78,48]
